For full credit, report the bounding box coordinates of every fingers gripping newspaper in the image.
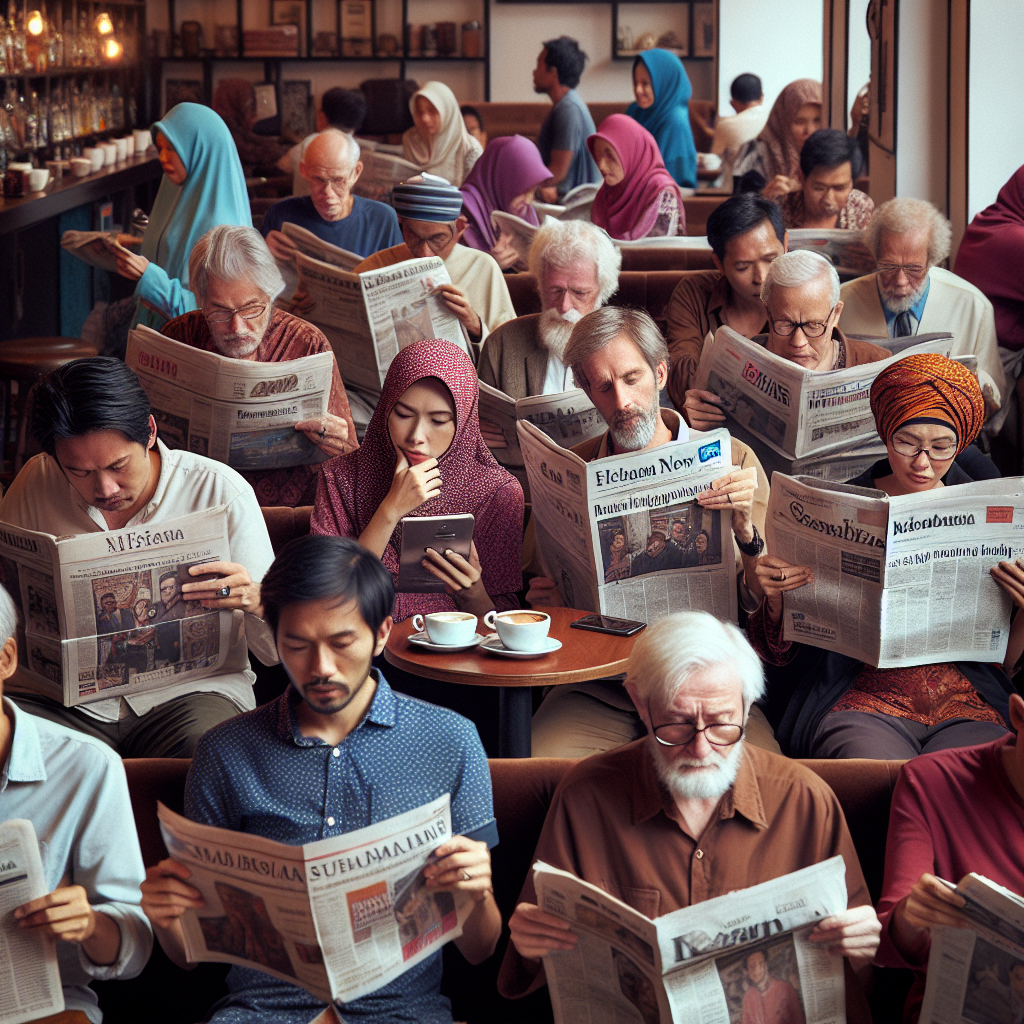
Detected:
[518,421,739,624]
[157,795,471,1008]
[766,473,1024,668]
[534,857,849,1024]
[293,253,468,396]
[0,820,63,1024]
[0,507,232,706]
[126,326,334,471]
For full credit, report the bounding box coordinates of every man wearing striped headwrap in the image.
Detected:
[354,174,516,354]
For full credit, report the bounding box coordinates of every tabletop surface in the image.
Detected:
[383,607,642,688]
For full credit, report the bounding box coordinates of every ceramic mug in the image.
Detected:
[133,128,151,152]
[411,612,478,646]
[123,135,135,156]
[101,142,118,165]
[27,167,50,191]
[483,609,551,652]
[71,157,92,177]
[114,137,128,161]
[83,148,104,172]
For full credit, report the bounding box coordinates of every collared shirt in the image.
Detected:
[0,440,278,721]
[0,698,151,1022]
[497,739,870,1001]
[879,276,931,337]
[542,352,572,395]
[185,672,498,1023]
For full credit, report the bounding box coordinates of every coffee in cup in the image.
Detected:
[411,611,478,646]
[483,609,551,652]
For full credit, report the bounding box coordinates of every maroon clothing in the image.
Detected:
[742,975,806,1024]
[876,735,1024,1021]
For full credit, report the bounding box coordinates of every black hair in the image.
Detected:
[706,192,786,261]
[460,104,484,129]
[260,535,395,637]
[33,356,152,458]
[320,87,367,133]
[730,73,763,104]
[799,128,859,178]
[100,592,116,602]
[542,36,588,89]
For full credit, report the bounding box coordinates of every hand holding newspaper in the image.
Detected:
[0,820,64,1024]
[157,795,471,1007]
[60,230,137,273]
[533,857,848,1024]
[127,326,334,471]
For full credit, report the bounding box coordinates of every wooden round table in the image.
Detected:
[384,607,643,757]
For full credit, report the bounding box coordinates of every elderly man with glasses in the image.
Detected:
[162,224,357,506]
[498,611,881,1022]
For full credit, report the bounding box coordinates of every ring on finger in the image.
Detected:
[775,572,785,582]
[461,869,471,882]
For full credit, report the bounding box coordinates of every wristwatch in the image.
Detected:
[735,523,765,558]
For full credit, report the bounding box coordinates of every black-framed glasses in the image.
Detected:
[652,721,745,748]
[401,222,455,254]
[770,306,837,339]
[204,303,267,324]
[877,262,927,279]
[891,437,956,461]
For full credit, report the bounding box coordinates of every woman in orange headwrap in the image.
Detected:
[745,353,1024,762]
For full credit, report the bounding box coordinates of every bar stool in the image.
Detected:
[0,337,100,480]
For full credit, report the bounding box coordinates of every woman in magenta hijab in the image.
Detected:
[459,134,551,269]
[586,114,686,240]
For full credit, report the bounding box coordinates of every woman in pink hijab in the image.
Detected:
[586,114,685,240]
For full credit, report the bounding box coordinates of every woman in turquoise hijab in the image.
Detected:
[114,103,251,330]
[627,49,698,189]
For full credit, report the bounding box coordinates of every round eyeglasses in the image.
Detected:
[769,306,837,339]
[204,303,267,324]
[891,437,956,461]
[652,722,745,748]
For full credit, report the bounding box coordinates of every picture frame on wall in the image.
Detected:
[691,3,716,58]
[281,81,313,142]
[340,0,374,57]
[270,0,306,56]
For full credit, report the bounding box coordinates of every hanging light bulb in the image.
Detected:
[26,10,45,35]
[103,36,122,60]
[95,12,114,35]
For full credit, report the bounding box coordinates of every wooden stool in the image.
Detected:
[0,337,100,479]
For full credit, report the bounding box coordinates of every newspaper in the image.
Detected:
[765,473,1024,668]
[519,421,739,623]
[293,253,468,395]
[535,857,848,1024]
[282,222,361,270]
[351,149,420,205]
[920,875,1024,1024]
[157,795,470,1007]
[558,182,601,222]
[613,235,712,250]
[60,230,135,272]
[126,326,333,471]
[787,228,876,277]
[0,507,233,706]
[0,820,64,1024]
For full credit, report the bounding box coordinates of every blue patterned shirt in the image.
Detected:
[185,671,497,1024]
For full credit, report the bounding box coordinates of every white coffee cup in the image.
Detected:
[123,135,135,156]
[483,609,551,652]
[411,612,478,646]
[114,137,128,161]
[83,147,104,172]
[27,167,50,191]
[133,128,151,152]
[71,157,92,177]
[101,142,118,165]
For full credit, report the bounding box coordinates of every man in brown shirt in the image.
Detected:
[498,612,881,1020]
[162,225,357,506]
[665,193,788,409]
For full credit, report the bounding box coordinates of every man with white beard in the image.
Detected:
[161,225,358,506]
[498,612,881,1023]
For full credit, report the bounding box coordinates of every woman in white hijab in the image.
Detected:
[402,81,482,186]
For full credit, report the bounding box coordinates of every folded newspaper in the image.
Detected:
[787,228,876,277]
[519,421,739,623]
[0,507,233,706]
[535,856,848,1024]
[293,253,468,395]
[766,473,1024,667]
[558,182,601,222]
[157,795,470,1007]
[0,820,64,1024]
[351,149,420,205]
[613,235,713,250]
[281,222,361,271]
[126,326,333,471]
[60,230,135,273]
[488,211,562,265]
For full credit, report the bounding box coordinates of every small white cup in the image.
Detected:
[124,135,135,156]
[71,157,92,177]
[411,612,478,646]
[27,167,50,191]
[83,147,104,172]
[101,142,118,165]
[484,609,551,652]
[115,137,128,161]
[133,128,151,152]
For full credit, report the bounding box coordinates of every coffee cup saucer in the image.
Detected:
[408,631,484,652]
[479,634,562,658]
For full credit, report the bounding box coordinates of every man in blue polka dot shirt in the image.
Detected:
[139,534,501,1023]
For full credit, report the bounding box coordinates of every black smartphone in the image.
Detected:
[570,614,647,637]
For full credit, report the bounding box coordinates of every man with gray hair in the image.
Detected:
[840,197,1005,422]
[162,225,357,506]
[684,249,888,431]
[499,611,881,1020]
[260,130,402,262]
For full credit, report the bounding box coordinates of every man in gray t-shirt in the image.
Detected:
[533,36,601,198]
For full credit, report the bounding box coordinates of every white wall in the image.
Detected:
[717,0,822,115]
[845,0,870,128]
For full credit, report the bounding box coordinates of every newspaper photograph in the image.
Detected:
[518,421,739,624]
[0,507,232,705]
[157,794,470,1007]
[126,326,333,471]
[766,473,1024,667]
[0,820,64,1024]
[293,253,467,395]
[787,227,876,277]
[534,857,848,1024]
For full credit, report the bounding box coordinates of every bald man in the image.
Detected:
[260,129,402,262]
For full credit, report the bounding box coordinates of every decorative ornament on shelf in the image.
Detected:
[94,12,114,36]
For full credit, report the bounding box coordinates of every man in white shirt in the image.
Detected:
[0,357,278,757]
[711,73,769,167]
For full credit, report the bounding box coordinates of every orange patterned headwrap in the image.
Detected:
[869,353,984,456]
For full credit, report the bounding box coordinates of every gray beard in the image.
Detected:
[651,738,745,801]
[214,333,262,358]
[608,397,660,452]
[537,307,582,360]
[880,276,930,314]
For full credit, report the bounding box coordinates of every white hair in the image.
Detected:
[864,197,952,267]
[189,225,286,306]
[303,127,361,172]
[760,249,840,309]
[528,220,621,306]
[625,611,765,712]
[0,584,17,646]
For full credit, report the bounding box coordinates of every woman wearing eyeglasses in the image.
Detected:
[747,353,1024,761]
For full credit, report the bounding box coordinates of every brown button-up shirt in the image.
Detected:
[497,739,871,1006]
